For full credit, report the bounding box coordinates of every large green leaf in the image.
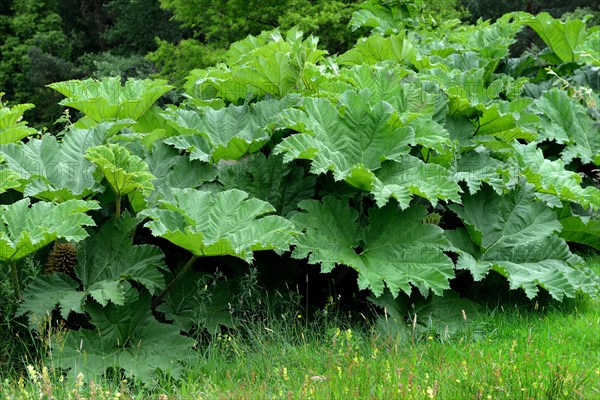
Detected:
[290,196,364,274]
[0,103,36,144]
[51,286,194,383]
[230,27,325,97]
[414,16,523,86]
[75,214,167,296]
[49,77,173,122]
[217,152,315,217]
[233,51,303,98]
[0,167,20,194]
[474,99,538,142]
[512,142,600,210]
[358,204,455,297]
[451,150,510,195]
[18,214,170,374]
[184,67,245,105]
[163,97,294,162]
[449,185,598,300]
[556,204,600,251]
[16,273,85,328]
[524,12,588,63]
[275,90,413,191]
[340,65,449,126]
[372,156,462,208]
[128,106,181,149]
[423,68,507,114]
[464,15,523,63]
[85,144,155,198]
[574,29,600,66]
[292,196,454,297]
[337,34,415,66]
[130,141,217,211]
[141,188,296,262]
[184,28,324,103]
[349,0,414,35]
[19,215,168,343]
[528,88,600,166]
[225,27,322,65]
[0,123,114,201]
[0,198,99,262]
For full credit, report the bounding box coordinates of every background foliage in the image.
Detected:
[1,0,596,127]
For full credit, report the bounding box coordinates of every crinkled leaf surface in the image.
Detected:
[162,130,211,163]
[451,150,509,195]
[290,196,364,274]
[76,214,167,296]
[51,286,194,383]
[359,204,455,297]
[0,123,114,201]
[512,142,600,210]
[184,67,246,104]
[16,214,165,329]
[292,196,454,297]
[341,65,449,126]
[17,273,85,328]
[449,185,597,299]
[0,167,20,194]
[49,77,173,122]
[85,144,155,198]
[372,156,462,208]
[424,68,505,114]
[464,16,523,62]
[275,90,413,190]
[0,103,36,144]
[0,198,99,262]
[87,280,125,308]
[338,34,415,66]
[349,0,412,35]
[192,28,322,101]
[163,97,294,162]
[529,88,600,166]
[141,188,296,262]
[128,106,181,149]
[574,29,600,66]
[474,100,538,142]
[130,142,217,211]
[340,65,411,104]
[410,116,453,154]
[233,50,303,98]
[217,153,315,217]
[225,27,325,65]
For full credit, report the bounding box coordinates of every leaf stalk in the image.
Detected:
[153,255,198,307]
[115,195,121,218]
[10,262,20,299]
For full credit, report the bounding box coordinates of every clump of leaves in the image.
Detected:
[0,198,99,297]
[2,6,599,385]
[16,215,190,383]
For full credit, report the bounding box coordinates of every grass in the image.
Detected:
[1,255,599,399]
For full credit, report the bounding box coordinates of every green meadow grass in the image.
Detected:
[2,255,599,399]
